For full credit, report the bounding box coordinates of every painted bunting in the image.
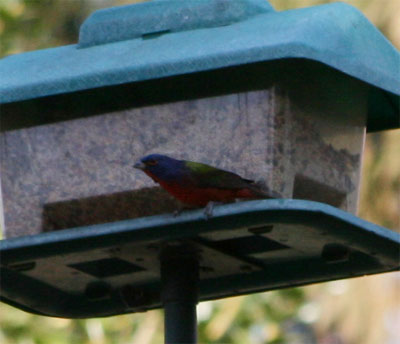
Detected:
[134,154,273,216]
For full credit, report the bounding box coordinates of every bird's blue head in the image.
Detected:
[133,154,184,181]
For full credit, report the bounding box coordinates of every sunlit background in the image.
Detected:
[0,0,399,343]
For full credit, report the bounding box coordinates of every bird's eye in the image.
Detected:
[146,159,158,166]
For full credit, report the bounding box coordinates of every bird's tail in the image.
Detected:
[248,180,282,199]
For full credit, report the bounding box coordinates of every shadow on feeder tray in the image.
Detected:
[42,187,180,231]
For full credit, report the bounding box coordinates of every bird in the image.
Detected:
[133,154,273,217]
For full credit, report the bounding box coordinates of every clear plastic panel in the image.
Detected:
[0,67,367,238]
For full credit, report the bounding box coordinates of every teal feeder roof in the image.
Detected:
[0,0,399,131]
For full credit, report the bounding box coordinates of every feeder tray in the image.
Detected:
[1,200,398,318]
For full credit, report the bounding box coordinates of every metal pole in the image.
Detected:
[160,244,199,344]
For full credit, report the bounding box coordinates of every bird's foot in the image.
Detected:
[173,205,193,217]
[203,201,222,219]
[173,206,187,217]
[173,209,182,217]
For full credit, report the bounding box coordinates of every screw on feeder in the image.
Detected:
[7,262,36,272]
[321,243,350,264]
[240,265,253,272]
[120,285,150,311]
[248,225,274,235]
[200,266,214,273]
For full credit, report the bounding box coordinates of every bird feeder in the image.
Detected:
[0,0,399,343]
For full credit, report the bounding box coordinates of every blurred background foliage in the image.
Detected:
[0,0,399,343]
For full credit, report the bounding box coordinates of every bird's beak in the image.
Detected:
[133,161,146,170]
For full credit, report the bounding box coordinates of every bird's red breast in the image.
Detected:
[145,170,256,206]
[161,182,256,207]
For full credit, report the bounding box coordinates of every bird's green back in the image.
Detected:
[184,160,253,189]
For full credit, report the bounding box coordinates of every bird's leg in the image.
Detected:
[173,205,185,217]
[203,201,223,219]
[173,209,182,217]
[173,204,193,217]
[204,202,215,219]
